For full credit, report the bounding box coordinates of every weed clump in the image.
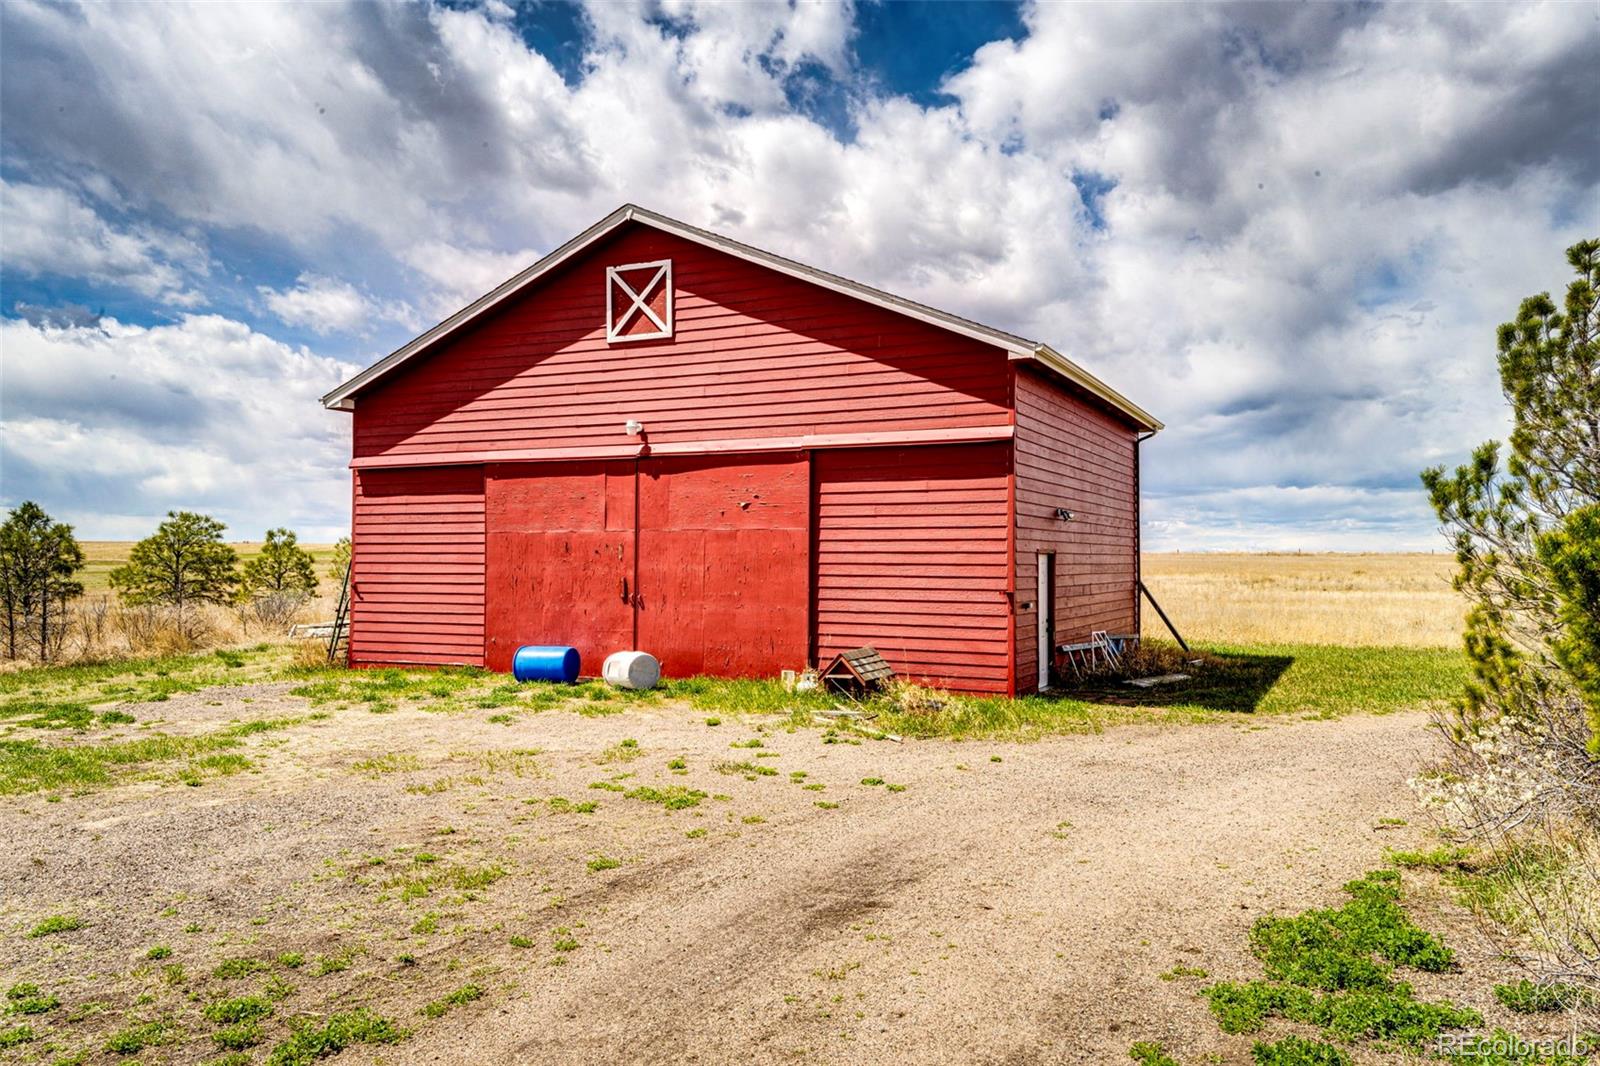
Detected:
[1250,1035,1350,1066]
[1248,870,1454,991]
[1127,1041,1179,1066]
[5,983,58,1014]
[27,914,83,937]
[625,784,707,810]
[266,1008,402,1065]
[421,984,483,1019]
[1493,978,1591,1014]
[1204,871,1479,1050]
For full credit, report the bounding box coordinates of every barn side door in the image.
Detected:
[483,461,636,673]
[1037,551,1056,690]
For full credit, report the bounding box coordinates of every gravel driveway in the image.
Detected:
[4,694,1490,1065]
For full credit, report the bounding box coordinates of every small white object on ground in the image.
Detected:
[603,650,661,690]
[1125,673,1191,688]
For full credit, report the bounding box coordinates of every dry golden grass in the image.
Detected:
[79,540,338,592]
[1140,552,1465,648]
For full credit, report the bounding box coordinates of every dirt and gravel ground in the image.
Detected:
[2,686,1546,1065]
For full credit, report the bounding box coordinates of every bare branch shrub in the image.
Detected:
[237,590,311,633]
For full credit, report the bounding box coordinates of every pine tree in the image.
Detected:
[330,535,352,588]
[0,502,86,662]
[1421,237,1599,752]
[241,528,318,598]
[110,511,240,611]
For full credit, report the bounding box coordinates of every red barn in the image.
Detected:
[322,205,1160,695]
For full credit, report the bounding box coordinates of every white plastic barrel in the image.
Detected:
[602,650,661,690]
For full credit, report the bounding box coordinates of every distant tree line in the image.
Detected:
[0,502,350,662]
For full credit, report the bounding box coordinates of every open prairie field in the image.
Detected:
[78,543,340,594]
[1141,552,1464,649]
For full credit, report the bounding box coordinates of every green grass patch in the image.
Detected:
[352,753,421,777]
[265,1007,402,1065]
[105,1019,176,1054]
[546,796,597,814]
[420,984,483,1019]
[0,645,290,706]
[0,697,98,730]
[0,715,306,795]
[1248,870,1454,990]
[214,1019,265,1050]
[807,642,1470,740]
[624,784,707,810]
[28,913,83,937]
[1386,845,1471,869]
[1251,1035,1351,1066]
[0,1024,34,1049]
[1202,870,1482,1052]
[1494,979,1592,1014]
[202,996,274,1025]
[716,760,777,779]
[213,957,273,980]
[1127,1041,1179,1066]
[587,855,621,872]
[5,982,58,1015]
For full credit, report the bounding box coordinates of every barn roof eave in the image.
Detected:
[319,203,1160,432]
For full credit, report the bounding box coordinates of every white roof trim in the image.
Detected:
[320,204,1161,431]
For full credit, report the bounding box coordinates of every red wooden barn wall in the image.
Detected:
[351,222,1011,463]
[813,444,1012,693]
[343,220,1146,691]
[1012,366,1140,694]
[350,466,486,667]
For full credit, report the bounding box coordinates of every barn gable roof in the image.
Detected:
[320,204,1161,431]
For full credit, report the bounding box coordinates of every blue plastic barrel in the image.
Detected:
[512,645,580,683]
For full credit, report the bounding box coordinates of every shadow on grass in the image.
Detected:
[1052,649,1296,714]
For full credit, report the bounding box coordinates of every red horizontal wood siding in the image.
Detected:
[350,222,1011,460]
[351,466,486,667]
[1013,366,1140,693]
[813,443,1012,693]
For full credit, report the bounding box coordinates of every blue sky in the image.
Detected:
[1,0,1595,548]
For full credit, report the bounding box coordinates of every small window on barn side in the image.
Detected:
[605,259,673,343]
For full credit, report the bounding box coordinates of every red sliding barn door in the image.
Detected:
[484,461,635,673]
[636,453,809,678]
[484,454,808,679]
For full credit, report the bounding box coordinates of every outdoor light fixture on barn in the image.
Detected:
[322,205,1161,695]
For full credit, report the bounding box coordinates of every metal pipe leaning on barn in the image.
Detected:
[512,645,581,683]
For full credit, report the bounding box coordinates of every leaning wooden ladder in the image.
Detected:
[326,566,351,664]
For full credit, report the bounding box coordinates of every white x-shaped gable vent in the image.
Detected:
[605,259,674,343]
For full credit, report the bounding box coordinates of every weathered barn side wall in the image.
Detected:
[350,465,486,667]
[813,443,1012,694]
[1013,366,1140,693]
[350,222,1013,462]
